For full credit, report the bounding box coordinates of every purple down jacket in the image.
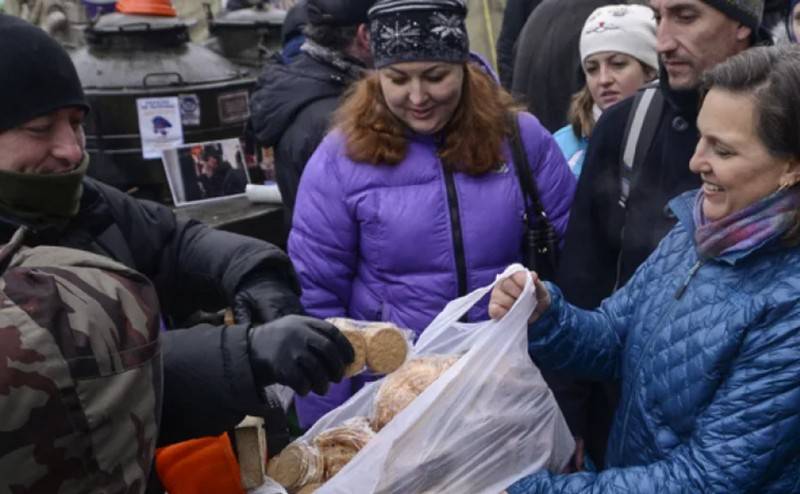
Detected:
[288,111,576,427]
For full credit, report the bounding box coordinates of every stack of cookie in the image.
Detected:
[266,318,461,493]
[371,355,460,431]
[326,318,411,376]
[266,417,375,494]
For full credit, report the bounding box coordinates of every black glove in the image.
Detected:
[233,275,304,326]
[248,315,355,396]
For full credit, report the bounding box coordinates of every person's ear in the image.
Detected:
[779,159,800,190]
[352,23,373,67]
[356,23,370,51]
[735,24,752,42]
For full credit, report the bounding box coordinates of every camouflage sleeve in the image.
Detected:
[0,245,162,494]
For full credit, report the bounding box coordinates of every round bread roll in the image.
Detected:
[364,322,409,374]
[266,441,323,492]
[371,355,459,431]
[326,318,367,377]
[313,416,375,480]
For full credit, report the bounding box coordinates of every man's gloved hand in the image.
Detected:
[248,315,355,396]
[233,276,304,326]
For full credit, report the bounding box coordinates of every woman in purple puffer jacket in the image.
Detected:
[288,0,576,428]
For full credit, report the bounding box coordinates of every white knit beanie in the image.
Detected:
[579,4,658,71]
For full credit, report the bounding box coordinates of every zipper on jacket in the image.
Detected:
[444,170,468,312]
[617,259,703,461]
[612,225,627,292]
[617,297,680,462]
[673,260,704,299]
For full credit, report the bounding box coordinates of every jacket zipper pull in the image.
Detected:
[674,260,704,299]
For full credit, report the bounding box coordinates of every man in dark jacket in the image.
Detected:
[0,13,354,459]
[510,0,614,132]
[197,143,248,198]
[495,0,541,89]
[249,0,375,224]
[554,0,765,468]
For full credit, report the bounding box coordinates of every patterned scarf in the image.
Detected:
[693,188,800,259]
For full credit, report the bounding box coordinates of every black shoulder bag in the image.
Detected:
[507,113,559,281]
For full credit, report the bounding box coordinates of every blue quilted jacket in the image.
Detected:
[510,190,800,493]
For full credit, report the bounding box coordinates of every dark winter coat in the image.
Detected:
[0,177,301,446]
[511,0,612,132]
[496,0,541,89]
[557,78,702,310]
[199,160,248,198]
[249,52,362,223]
[508,190,800,493]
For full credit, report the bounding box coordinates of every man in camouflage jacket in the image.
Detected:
[0,14,355,492]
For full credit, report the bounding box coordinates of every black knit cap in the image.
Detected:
[306,0,376,26]
[0,15,89,132]
[368,0,469,68]
[701,0,764,31]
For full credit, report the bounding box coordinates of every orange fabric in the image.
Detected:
[155,434,244,494]
[115,0,177,16]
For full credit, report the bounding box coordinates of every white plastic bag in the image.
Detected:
[307,264,575,494]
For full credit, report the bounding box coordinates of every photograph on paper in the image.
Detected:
[162,138,251,206]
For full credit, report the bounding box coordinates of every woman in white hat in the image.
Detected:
[553,4,658,176]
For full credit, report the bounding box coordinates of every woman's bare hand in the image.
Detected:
[488,270,551,324]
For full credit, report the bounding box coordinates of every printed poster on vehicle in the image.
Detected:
[136,97,184,159]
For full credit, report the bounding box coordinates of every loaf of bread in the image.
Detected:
[326,318,367,377]
[371,355,460,431]
[313,416,376,480]
[266,441,323,493]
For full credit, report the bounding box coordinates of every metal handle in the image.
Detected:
[142,72,184,87]
[117,22,152,32]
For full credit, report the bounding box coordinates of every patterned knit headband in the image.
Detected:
[368,0,470,68]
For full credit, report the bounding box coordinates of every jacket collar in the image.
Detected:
[0,177,110,246]
[669,189,786,265]
[658,66,701,120]
[299,40,366,83]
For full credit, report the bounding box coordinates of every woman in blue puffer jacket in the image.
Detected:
[491,45,800,493]
[288,0,575,428]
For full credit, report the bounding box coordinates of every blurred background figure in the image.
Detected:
[278,0,307,63]
[510,0,616,132]
[788,0,799,41]
[553,4,657,176]
[288,0,575,428]
[249,0,375,226]
[495,0,541,89]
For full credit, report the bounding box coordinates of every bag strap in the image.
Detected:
[507,112,548,227]
[618,83,664,208]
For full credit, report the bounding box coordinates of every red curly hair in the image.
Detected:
[333,63,522,175]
